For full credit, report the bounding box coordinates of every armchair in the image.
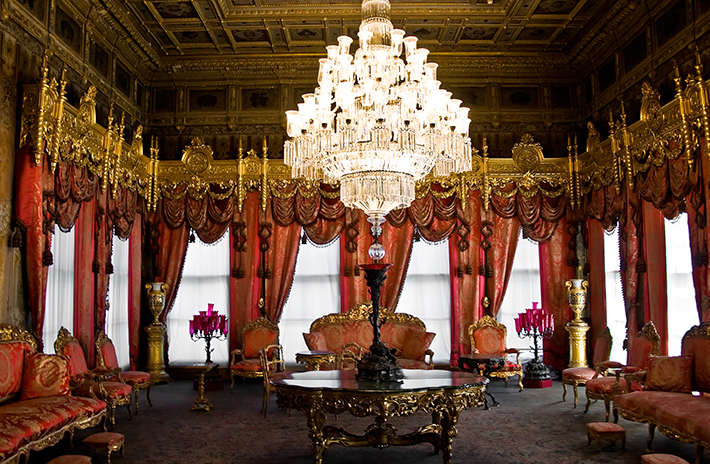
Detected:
[95,330,153,415]
[562,327,613,407]
[54,327,133,429]
[584,321,660,421]
[468,315,523,391]
[259,343,284,417]
[229,317,280,391]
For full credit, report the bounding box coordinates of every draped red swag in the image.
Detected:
[12,137,707,369]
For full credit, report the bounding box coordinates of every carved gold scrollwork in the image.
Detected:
[182,137,213,176]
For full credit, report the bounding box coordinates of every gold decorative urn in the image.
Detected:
[144,282,170,383]
[564,279,590,368]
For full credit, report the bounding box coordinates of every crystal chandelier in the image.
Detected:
[284,0,472,259]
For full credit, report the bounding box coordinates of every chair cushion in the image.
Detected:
[501,360,522,372]
[47,455,93,464]
[586,376,641,395]
[591,333,613,366]
[100,341,120,370]
[319,325,345,354]
[243,327,278,359]
[303,332,328,351]
[641,453,691,464]
[380,322,411,352]
[682,335,710,392]
[628,336,656,370]
[61,342,89,377]
[472,325,506,354]
[119,371,151,385]
[20,353,71,400]
[82,432,125,448]
[230,359,263,372]
[401,330,435,361]
[646,355,693,393]
[563,367,597,381]
[587,422,625,434]
[0,342,33,399]
[101,381,132,400]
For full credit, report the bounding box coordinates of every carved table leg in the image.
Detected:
[304,405,327,464]
[191,371,212,411]
[439,405,461,464]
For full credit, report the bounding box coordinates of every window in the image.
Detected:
[498,235,541,355]
[168,236,230,365]
[398,239,451,365]
[604,228,627,363]
[665,214,698,355]
[44,228,75,352]
[106,236,130,369]
[280,238,340,367]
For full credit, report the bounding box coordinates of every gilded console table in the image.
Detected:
[271,369,488,464]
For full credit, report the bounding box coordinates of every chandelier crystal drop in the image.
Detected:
[284,0,473,256]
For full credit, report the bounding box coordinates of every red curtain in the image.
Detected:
[688,141,710,322]
[449,191,482,365]
[12,145,50,346]
[539,218,574,370]
[587,219,609,345]
[484,211,520,318]
[74,200,97,366]
[153,219,189,323]
[643,201,669,354]
[128,214,142,370]
[619,187,643,357]
[340,209,369,310]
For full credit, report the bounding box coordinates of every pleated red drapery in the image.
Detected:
[539,219,574,370]
[643,201,669,354]
[128,214,142,370]
[688,142,710,322]
[484,211,520,318]
[74,200,97,366]
[587,219,609,347]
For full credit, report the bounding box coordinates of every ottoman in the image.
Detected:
[641,454,691,464]
[586,422,626,452]
[82,432,125,464]
[47,456,92,464]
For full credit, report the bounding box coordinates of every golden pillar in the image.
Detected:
[144,282,170,383]
[565,279,590,368]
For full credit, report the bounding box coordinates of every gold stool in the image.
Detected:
[641,454,691,464]
[586,422,626,452]
[47,456,92,464]
[82,432,125,464]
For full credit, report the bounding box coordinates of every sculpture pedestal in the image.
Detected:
[144,323,170,384]
[565,322,591,368]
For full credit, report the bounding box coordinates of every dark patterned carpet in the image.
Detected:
[30,373,699,464]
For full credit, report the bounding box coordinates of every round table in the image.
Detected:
[295,350,337,371]
[271,369,488,464]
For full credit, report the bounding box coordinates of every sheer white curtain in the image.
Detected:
[280,238,340,367]
[604,228,627,362]
[398,239,451,365]
[44,229,75,353]
[167,236,230,365]
[498,235,541,354]
[665,214,698,355]
[106,236,130,369]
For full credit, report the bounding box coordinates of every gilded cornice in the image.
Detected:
[20,51,710,214]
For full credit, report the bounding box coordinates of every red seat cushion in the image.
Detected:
[563,367,597,381]
[47,455,92,464]
[101,382,132,400]
[586,376,641,395]
[21,353,71,400]
[501,361,522,372]
[230,359,262,372]
[82,432,125,448]
[0,342,34,399]
[118,371,151,385]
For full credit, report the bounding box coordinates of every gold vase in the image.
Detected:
[144,282,170,383]
[565,279,590,368]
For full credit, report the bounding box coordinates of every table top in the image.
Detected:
[271,369,488,393]
[296,350,336,357]
[184,362,219,371]
[460,353,506,361]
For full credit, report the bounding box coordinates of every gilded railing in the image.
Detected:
[19,50,710,214]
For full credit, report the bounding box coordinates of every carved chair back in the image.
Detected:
[95,331,121,370]
[241,317,280,360]
[54,326,90,376]
[682,321,710,392]
[591,327,613,366]
[627,321,661,370]
[468,315,507,355]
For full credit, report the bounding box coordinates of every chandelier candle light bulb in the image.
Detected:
[284,0,473,260]
[190,303,228,364]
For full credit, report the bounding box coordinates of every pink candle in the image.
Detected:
[532,301,538,310]
[515,317,521,333]
[189,319,194,335]
[208,303,214,315]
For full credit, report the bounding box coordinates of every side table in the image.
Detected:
[295,350,337,371]
[458,353,506,408]
[185,362,218,411]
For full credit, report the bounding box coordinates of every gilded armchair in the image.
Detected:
[54,327,133,429]
[468,315,524,391]
[229,317,280,390]
[562,327,613,407]
[584,321,660,421]
[259,343,284,417]
[95,330,153,415]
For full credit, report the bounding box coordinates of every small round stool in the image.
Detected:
[82,432,125,464]
[641,454,691,464]
[47,456,92,464]
[586,422,626,452]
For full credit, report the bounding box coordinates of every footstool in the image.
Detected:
[47,456,92,464]
[641,454,690,464]
[586,422,626,451]
[82,432,125,464]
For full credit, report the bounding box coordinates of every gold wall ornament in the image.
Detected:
[144,282,170,383]
[565,279,590,368]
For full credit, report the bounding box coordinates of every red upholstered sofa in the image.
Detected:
[0,325,106,464]
[614,321,710,464]
[303,302,435,369]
